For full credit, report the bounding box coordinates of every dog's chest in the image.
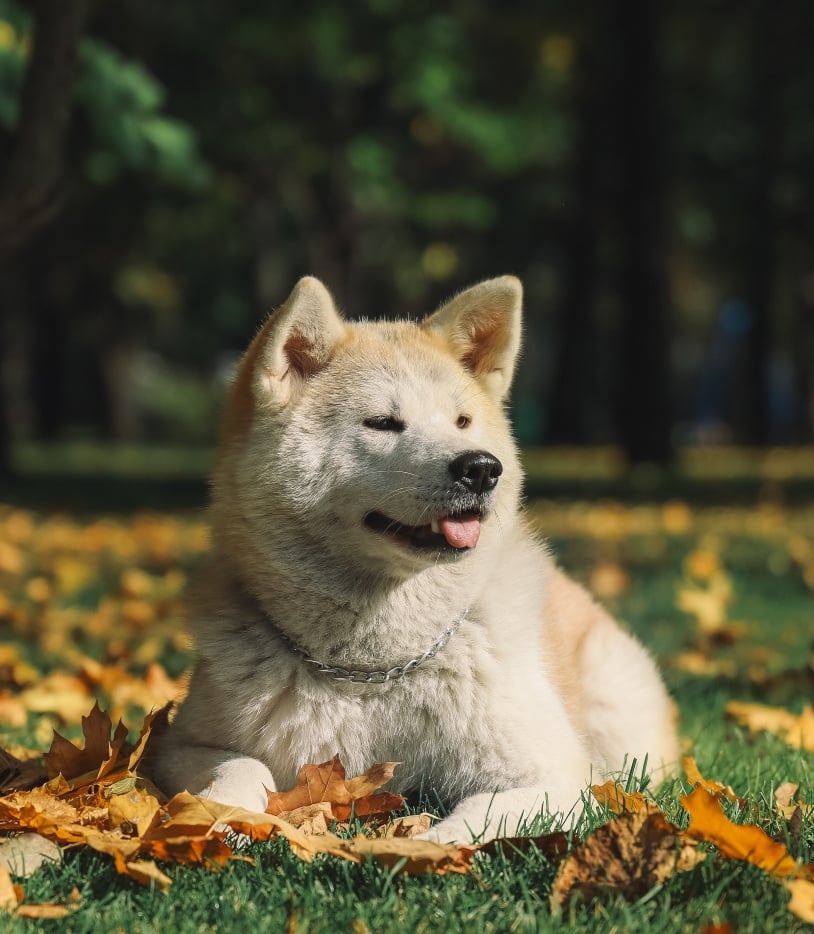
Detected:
[244,642,551,796]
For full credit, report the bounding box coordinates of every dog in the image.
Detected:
[152,275,679,843]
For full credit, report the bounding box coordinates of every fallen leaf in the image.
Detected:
[266,756,405,822]
[725,701,814,752]
[680,786,811,880]
[591,781,648,813]
[120,859,172,892]
[550,806,705,909]
[44,702,128,780]
[373,813,434,839]
[682,757,743,805]
[786,878,814,924]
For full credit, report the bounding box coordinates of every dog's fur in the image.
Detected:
[152,276,679,843]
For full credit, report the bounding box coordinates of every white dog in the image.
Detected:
[152,275,678,843]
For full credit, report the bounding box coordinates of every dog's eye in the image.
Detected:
[456,414,472,430]
[363,416,406,432]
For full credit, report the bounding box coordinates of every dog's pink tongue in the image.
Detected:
[439,515,481,549]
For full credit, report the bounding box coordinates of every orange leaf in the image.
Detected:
[680,786,810,880]
[682,757,743,805]
[591,781,648,813]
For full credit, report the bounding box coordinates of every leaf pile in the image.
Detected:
[0,705,811,923]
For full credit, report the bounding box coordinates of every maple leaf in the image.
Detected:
[550,805,705,909]
[266,756,406,822]
[43,702,128,781]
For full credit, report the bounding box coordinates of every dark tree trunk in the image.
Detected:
[547,33,602,444]
[612,0,673,465]
[0,0,92,473]
[744,0,780,446]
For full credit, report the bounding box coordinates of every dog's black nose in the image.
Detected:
[449,451,503,495]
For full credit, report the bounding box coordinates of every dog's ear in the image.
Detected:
[424,276,523,399]
[248,276,346,407]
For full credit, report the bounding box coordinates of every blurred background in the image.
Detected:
[1,0,814,498]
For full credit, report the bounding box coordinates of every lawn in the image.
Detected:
[0,446,812,931]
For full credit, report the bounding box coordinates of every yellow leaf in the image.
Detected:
[786,878,814,924]
[725,701,814,752]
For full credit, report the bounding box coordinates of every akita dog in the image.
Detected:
[153,275,678,843]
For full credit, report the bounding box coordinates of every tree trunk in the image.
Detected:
[0,0,92,474]
[612,0,673,465]
[547,33,602,444]
[744,0,779,446]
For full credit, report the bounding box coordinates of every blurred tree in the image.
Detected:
[0,0,91,473]
[612,0,673,464]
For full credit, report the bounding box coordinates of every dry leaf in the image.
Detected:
[591,781,648,813]
[120,859,172,892]
[725,701,814,752]
[682,757,743,805]
[551,806,705,909]
[786,878,814,924]
[266,756,405,822]
[373,813,434,839]
[44,702,128,781]
[680,787,811,880]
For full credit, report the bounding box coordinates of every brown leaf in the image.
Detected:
[551,806,705,909]
[725,701,814,752]
[266,756,405,821]
[0,747,47,793]
[591,781,648,813]
[278,802,333,835]
[680,786,810,880]
[478,831,573,862]
[44,702,128,781]
[266,756,351,815]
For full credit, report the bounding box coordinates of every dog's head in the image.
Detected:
[215,276,524,584]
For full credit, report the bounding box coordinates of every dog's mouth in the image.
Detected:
[363,510,483,552]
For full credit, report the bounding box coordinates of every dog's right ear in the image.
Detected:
[246,276,346,408]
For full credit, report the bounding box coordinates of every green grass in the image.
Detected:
[1,462,813,930]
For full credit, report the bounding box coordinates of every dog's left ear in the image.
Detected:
[424,276,523,399]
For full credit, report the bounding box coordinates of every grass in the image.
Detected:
[0,446,813,931]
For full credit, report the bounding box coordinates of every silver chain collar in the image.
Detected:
[274,610,468,684]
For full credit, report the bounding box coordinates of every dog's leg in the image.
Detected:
[153,745,276,814]
[578,621,679,782]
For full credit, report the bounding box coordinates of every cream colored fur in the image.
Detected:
[152,275,679,844]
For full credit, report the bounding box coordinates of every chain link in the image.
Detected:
[276,611,468,683]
